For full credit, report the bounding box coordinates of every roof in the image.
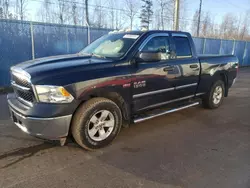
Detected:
[109,30,190,36]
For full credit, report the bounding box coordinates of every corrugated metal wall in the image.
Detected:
[0,20,249,86]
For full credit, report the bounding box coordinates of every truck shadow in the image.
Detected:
[0,142,56,169]
[96,106,217,187]
[0,134,43,142]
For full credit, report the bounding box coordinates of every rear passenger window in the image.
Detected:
[173,36,192,58]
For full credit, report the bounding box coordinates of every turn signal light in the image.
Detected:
[59,87,71,97]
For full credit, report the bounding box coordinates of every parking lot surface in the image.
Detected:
[0,68,250,188]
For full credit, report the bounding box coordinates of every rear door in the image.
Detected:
[131,33,177,112]
[170,33,200,99]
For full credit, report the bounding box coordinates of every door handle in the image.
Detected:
[190,64,199,69]
[163,66,174,72]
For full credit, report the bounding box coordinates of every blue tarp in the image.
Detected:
[220,40,234,55]
[193,37,204,54]
[243,42,250,66]
[204,38,221,54]
[0,21,32,86]
[0,20,111,86]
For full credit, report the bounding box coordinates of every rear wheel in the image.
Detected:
[203,80,225,109]
[71,97,122,150]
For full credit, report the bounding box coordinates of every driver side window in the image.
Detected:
[142,36,170,60]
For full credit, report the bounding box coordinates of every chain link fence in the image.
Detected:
[0,19,249,86]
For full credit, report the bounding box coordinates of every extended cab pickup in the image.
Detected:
[8,30,239,150]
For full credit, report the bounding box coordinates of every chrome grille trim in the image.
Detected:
[17,96,33,106]
[11,67,34,105]
[11,81,30,91]
[11,67,31,80]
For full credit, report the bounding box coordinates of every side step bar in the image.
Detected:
[134,102,200,123]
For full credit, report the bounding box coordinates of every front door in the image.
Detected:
[131,33,177,112]
[170,34,200,99]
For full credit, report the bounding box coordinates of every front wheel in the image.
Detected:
[203,80,225,109]
[71,97,122,150]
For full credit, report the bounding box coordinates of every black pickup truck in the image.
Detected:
[8,30,238,150]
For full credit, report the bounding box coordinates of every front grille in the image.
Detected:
[11,70,35,104]
[12,74,31,88]
[16,90,34,102]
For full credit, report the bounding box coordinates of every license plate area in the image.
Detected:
[9,109,29,134]
[12,111,18,123]
[11,110,24,127]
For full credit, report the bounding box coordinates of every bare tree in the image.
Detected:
[0,6,3,18]
[156,0,184,30]
[220,13,238,39]
[43,0,51,23]
[207,16,217,38]
[0,0,10,19]
[71,1,77,25]
[139,0,153,29]
[115,8,124,29]
[56,0,67,24]
[153,9,161,30]
[158,0,166,30]
[191,10,199,37]
[156,0,174,30]
[178,0,188,31]
[108,0,115,28]
[36,0,52,23]
[124,0,139,30]
[93,0,107,28]
[0,0,18,19]
[239,11,250,40]
[201,12,211,37]
[0,1,4,19]
[15,0,29,20]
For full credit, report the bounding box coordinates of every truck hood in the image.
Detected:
[12,53,115,85]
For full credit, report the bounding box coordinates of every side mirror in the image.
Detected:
[137,51,161,62]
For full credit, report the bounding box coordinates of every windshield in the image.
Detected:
[80,33,141,58]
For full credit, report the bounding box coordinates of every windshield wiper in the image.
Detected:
[78,52,92,56]
[91,53,107,59]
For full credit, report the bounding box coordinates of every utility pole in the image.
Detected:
[197,0,202,37]
[85,0,90,44]
[174,0,180,31]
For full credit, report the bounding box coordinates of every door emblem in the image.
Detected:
[134,81,146,88]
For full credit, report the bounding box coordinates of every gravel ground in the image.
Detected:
[0,68,250,188]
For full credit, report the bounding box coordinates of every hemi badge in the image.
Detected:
[123,83,131,88]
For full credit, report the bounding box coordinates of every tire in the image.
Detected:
[71,97,122,150]
[202,80,225,109]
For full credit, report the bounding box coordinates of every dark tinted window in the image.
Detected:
[141,36,170,60]
[142,36,169,52]
[173,36,192,58]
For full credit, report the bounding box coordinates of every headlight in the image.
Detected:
[35,85,74,103]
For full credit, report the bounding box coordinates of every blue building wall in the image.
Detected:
[0,20,249,86]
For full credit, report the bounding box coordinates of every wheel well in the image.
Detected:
[68,92,130,138]
[77,91,130,122]
[219,73,228,97]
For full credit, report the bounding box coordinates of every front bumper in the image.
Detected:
[8,93,74,140]
[9,108,72,140]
